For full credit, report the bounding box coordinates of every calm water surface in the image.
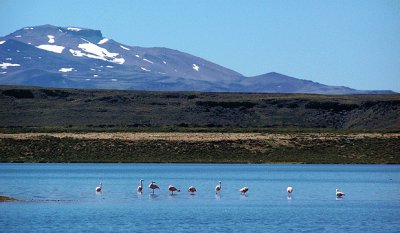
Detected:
[1,164,399,232]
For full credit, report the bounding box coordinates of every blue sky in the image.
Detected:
[1,0,399,92]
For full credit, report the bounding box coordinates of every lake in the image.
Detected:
[1,164,399,232]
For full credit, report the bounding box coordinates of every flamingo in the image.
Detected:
[336,188,345,198]
[148,181,159,194]
[239,187,249,195]
[287,186,293,194]
[168,185,180,195]
[188,186,197,194]
[95,182,102,192]
[215,181,221,194]
[137,179,144,193]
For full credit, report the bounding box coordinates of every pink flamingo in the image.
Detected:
[239,187,249,195]
[95,182,102,192]
[148,181,159,194]
[215,181,221,194]
[188,186,197,194]
[137,179,144,193]
[168,185,180,195]
[336,188,345,198]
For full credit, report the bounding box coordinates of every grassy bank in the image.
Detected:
[1,132,398,164]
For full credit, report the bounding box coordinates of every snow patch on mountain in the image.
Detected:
[36,44,65,53]
[24,27,34,30]
[67,27,81,31]
[120,45,130,50]
[112,57,125,64]
[15,35,22,38]
[0,41,5,45]
[98,38,109,45]
[59,67,74,72]
[69,42,125,64]
[0,62,21,69]
[193,64,200,71]
[143,58,154,64]
[135,55,140,58]
[47,35,55,43]
[78,42,119,60]
[69,49,85,57]
[141,67,150,72]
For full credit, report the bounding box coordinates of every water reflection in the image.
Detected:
[149,193,159,199]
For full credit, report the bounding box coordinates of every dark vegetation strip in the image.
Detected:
[2,126,399,134]
[0,86,399,132]
[1,136,398,164]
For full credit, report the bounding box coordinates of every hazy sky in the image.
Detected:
[1,0,399,92]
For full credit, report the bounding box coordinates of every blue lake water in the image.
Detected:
[1,164,399,232]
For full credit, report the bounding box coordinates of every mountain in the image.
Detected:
[0,25,395,94]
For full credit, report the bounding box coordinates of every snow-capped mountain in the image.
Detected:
[0,25,394,94]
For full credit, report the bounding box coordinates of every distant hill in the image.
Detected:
[1,86,399,131]
[0,25,395,94]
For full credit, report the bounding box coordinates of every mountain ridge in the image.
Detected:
[0,25,395,94]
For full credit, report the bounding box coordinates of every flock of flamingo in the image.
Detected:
[95,180,346,198]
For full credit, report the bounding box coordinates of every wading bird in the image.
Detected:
[188,186,197,194]
[149,181,160,194]
[336,188,345,198]
[215,181,222,194]
[239,187,249,195]
[168,185,180,195]
[287,186,293,195]
[137,179,144,193]
[96,183,102,192]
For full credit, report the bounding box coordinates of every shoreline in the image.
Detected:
[0,196,18,202]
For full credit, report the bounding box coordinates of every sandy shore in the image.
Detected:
[0,132,399,142]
